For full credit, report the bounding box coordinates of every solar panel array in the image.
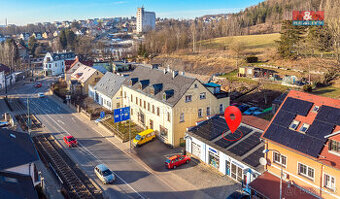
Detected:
[214,125,253,149]
[243,146,265,168]
[228,132,262,156]
[190,117,229,141]
[263,98,339,158]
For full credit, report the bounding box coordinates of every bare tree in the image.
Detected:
[229,40,246,68]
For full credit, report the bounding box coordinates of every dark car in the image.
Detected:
[34,82,42,88]
[237,104,250,112]
[226,191,250,199]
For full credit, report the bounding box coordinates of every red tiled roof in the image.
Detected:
[242,115,269,131]
[249,172,318,199]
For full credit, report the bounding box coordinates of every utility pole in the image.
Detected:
[27,97,31,135]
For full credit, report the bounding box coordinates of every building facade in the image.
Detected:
[69,65,103,95]
[43,52,75,76]
[250,90,340,199]
[122,66,229,147]
[136,7,156,33]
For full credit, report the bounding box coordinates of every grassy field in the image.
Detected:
[312,86,340,99]
[199,33,280,53]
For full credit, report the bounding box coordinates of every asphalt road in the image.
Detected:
[4,77,187,199]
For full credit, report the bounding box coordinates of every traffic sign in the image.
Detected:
[100,111,105,118]
[114,107,130,123]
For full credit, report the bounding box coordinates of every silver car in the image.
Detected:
[94,164,115,184]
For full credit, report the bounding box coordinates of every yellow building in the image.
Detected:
[250,90,340,199]
[69,65,103,95]
[122,66,229,147]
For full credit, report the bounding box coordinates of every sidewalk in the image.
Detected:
[48,94,239,199]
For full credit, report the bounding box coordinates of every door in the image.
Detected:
[149,120,154,130]
[192,142,201,157]
[226,160,230,176]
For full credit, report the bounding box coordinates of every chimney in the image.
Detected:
[181,71,185,76]
[172,70,178,79]
[167,65,171,72]
[163,68,167,74]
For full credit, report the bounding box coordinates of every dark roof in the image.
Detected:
[51,52,75,61]
[0,171,39,199]
[187,116,265,172]
[94,72,125,98]
[0,129,39,170]
[0,63,10,73]
[123,66,196,107]
[262,92,339,158]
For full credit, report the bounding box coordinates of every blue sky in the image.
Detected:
[0,0,264,25]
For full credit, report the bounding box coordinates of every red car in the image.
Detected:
[63,136,77,147]
[34,82,42,88]
[165,155,191,169]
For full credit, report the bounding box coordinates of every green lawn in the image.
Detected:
[220,69,258,85]
[312,86,340,99]
[199,33,280,51]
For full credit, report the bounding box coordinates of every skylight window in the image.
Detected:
[312,106,319,113]
[299,123,310,133]
[289,120,300,130]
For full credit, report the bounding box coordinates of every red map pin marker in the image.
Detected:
[224,106,242,134]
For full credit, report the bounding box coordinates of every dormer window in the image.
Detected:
[289,120,300,130]
[299,123,310,133]
[329,140,340,153]
[312,106,319,113]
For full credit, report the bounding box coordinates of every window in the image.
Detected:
[200,92,206,100]
[140,99,142,107]
[298,163,314,180]
[152,105,155,114]
[324,174,335,191]
[219,104,223,113]
[144,101,146,109]
[289,120,300,130]
[194,84,198,88]
[135,97,138,104]
[313,106,319,113]
[185,95,192,103]
[124,92,126,98]
[180,113,184,122]
[207,107,210,116]
[148,103,150,111]
[107,101,112,107]
[198,109,203,118]
[157,107,160,116]
[160,125,168,137]
[130,94,133,102]
[329,140,340,153]
[273,152,287,167]
[299,123,310,133]
[116,103,120,108]
[131,109,133,115]
[167,112,170,122]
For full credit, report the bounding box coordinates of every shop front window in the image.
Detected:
[209,151,219,169]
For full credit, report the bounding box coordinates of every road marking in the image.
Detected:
[29,100,146,199]
[57,120,64,125]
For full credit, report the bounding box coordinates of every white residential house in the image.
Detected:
[88,72,126,110]
[43,52,75,76]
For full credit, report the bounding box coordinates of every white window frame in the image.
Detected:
[323,173,336,191]
[297,162,315,181]
[206,107,210,116]
[198,109,203,118]
[199,92,206,100]
[272,152,287,168]
[299,123,310,133]
[180,113,184,122]
[289,120,300,130]
[185,95,192,103]
[312,106,319,113]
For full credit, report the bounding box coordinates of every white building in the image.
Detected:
[136,7,156,33]
[43,52,75,76]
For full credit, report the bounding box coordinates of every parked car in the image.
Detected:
[0,121,9,127]
[34,82,42,88]
[38,93,45,98]
[237,104,250,112]
[252,109,264,116]
[63,135,77,147]
[94,164,115,184]
[132,129,155,147]
[226,191,250,199]
[165,155,191,169]
[243,107,261,115]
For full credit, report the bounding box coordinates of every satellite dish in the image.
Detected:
[259,157,267,166]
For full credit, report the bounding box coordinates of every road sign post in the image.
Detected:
[113,107,131,151]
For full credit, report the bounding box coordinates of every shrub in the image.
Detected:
[245,56,258,63]
[303,84,313,93]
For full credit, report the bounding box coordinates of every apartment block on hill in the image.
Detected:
[250,90,340,199]
[122,66,229,147]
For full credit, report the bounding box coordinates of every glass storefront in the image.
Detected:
[209,150,219,169]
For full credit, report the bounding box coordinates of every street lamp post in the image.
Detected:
[263,148,283,199]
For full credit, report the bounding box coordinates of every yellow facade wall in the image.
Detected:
[266,141,340,199]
